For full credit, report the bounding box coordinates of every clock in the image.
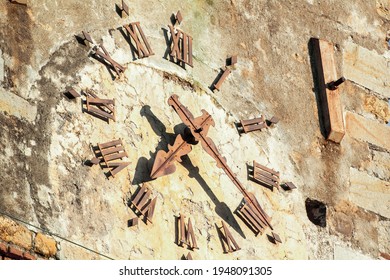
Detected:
[67,5,277,260]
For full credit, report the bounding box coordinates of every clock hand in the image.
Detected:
[168,95,215,139]
[150,134,192,179]
[167,94,273,230]
[199,135,273,230]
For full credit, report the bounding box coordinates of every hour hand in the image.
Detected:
[168,94,195,128]
[150,134,192,179]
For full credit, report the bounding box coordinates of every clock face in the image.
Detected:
[0,1,311,261]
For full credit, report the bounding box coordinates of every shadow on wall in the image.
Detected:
[308,38,329,139]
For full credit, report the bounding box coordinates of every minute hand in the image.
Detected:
[199,133,273,230]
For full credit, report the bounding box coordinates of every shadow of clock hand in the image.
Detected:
[180,155,246,239]
[132,105,176,185]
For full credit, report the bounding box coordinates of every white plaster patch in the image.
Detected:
[37,184,53,209]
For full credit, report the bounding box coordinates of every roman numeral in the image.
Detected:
[90,139,130,178]
[168,25,193,67]
[84,91,115,122]
[251,160,280,191]
[178,213,198,250]
[123,22,154,59]
[219,221,240,253]
[213,67,231,91]
[92,44,126,77]
[130,184,157,224]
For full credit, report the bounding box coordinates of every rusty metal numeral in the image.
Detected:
[92,44,126,77]
[84,91,116,123]
[130,184,157,224]
[168,25,193,67]
[219,221,241,253]
[90,139,130,178]
[123,22,154,59]
[251,160,280,191]
[213,67,231,91]
[178,213,199,250]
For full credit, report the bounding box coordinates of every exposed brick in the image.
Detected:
[0,242,8,254]
[7,246,24,260]
[23,252,37,260]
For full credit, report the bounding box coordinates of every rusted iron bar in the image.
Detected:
[310,38,345,143]
[82,31,94,45]
[128,217,138,227]
[268,116,279,126]
[123,22,154,59]
[327,76,345,90]
[380,252,390,260]
[64,87,80,100]
[213,67,231,91]
[92,44,126,77]
[229,55,238,66]
[68,88,80,98]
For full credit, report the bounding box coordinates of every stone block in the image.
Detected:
[343,42,390,98]
[334,245,373,260]
[0,216,33,250]
[34,233,57,257]
[349,168,390,218]
[346,112,390,151]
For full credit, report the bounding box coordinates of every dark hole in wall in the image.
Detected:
[305,198,327,227]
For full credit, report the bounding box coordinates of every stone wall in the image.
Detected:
[0,0,389,260]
